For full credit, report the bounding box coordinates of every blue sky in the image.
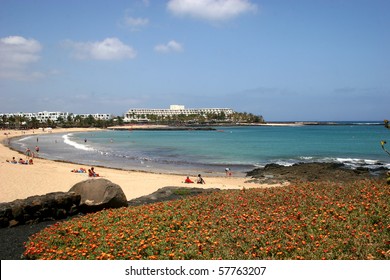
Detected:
[0,0,389,121]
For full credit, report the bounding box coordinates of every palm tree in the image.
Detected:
[29,117,40,129]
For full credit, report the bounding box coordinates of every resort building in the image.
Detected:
[123,105,234,122]
[35,111,72,122]
[76,113,112,121]
[0,111,112,123]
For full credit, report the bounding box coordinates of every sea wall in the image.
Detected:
[0,192,81,228]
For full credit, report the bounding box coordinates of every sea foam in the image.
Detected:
[63,134,94,151]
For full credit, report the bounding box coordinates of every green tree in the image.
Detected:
[86,115,95,127]
[29,117,40,129]
[56,116,65,127]
[380,120,390,184]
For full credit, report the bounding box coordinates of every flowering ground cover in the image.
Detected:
[23,179,389,260]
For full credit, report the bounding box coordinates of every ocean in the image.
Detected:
[9,123,390,176]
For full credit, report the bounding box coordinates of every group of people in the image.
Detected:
[88,167,99,177]
[183,168,232,184]
[6,156,33,165]
[70,166,100,177]
[25,146,40,158]
[184,174,205,184]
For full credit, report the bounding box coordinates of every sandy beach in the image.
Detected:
[0,128,280,204]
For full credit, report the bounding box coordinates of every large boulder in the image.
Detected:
[69,179,128,213]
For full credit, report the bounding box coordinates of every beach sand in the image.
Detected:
[0,128,282,203]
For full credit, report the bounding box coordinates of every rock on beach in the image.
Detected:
[69,178,128,213]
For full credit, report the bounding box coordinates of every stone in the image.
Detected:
[128,186,220,206]
[0,192,81,228]
[69,179,128,213]
[246,162,386,184]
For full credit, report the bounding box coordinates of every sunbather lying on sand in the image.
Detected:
[71,168,87,173]
[6,157,17,164]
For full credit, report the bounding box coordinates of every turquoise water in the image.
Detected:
[11,124,390,176]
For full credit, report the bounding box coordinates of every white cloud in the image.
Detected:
[126,16,149,27]
[121,16,149,31]
[167,0,257,22]
[64,38,137,60]
[154,40,183,53]
[0,36,44,80]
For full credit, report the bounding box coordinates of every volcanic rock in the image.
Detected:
[69,178,128,213]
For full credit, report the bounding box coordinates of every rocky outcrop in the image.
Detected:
[69,178,128,213]
[0,192,81,228]
[246,162,386,184]
[0,183,217,230]
[128,186,220,206]
[0,179,128,228]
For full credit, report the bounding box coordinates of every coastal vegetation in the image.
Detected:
[23,179,389,260]
[0,111,264,129]
[0,114,124,129]
[381,120,390,156]
[381,120,390,184]
[135,111,264,125]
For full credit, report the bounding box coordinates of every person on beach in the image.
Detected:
[35,146,40,153]
[72,167,86,173]
[225,167,232,177]
[197,174,205,184]
[25,148,31,158]
[6,157,17,164]
[184,176,194,183]
[18,158,27,164]
[88,167,99,177]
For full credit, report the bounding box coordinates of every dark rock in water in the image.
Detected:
[69,179,128,213]
[246,162,386,184]
[128,186,220,206]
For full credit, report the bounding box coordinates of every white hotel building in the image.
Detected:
[123,105,234,122]
[0,111,112,122]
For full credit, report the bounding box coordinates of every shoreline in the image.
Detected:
[0,128,281,204]
[6,129,253,177]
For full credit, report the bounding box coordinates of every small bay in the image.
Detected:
[10,123,390,176]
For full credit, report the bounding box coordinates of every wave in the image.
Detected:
[62,134,94,151]
[334,157,389,170]
[351,122,382,125]
[17,136,33,142]
[266,156,390,170]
